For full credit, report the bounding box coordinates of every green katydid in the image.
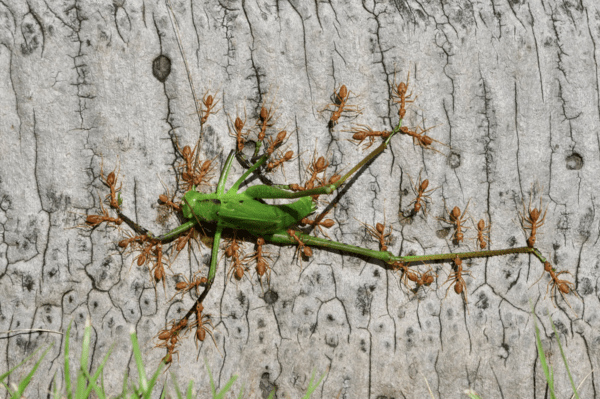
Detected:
[114,118,551,323]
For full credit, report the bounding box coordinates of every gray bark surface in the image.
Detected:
[1,0,599,397]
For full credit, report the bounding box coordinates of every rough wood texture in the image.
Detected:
[1,0,599,397]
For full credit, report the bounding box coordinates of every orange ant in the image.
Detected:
[443,256,472,304]
[358,215,393,252]
[392,69,417,120]
[439,200,471,244]
[390,261,420,290]
[149,243,171,295]
[224,233,250,284]
[287,229,313,260]
[399,125,446,155]
[321,85,361,127]
[519,195,547,248]
[192,303,217,350]
[228,108,249,153]
[407,171,436,216]
[473,218,491,250]
[200,90,221,125]
[415,268,437,289]
[118,232,146,250]
[100,160,122,210]
[300,210,335,238]
[177,144,216,191]
[173,272,207,299]
[85,196,123,228]
[531,261,580,308]
[244,238,273,288]
[347,124,391,149]
[256,95,279,142]
[265,130,288,156]
[266,150,294,173]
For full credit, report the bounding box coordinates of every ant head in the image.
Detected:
[423,273,434,285]
[543,261,553,272]
[527,236,536,248]
[398,82,407,93]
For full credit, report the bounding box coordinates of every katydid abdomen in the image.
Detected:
[181,189,316,235]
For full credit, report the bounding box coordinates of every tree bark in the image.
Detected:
[1,0,599,397]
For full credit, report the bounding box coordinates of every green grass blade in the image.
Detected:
[171,372,183,399]
[75,318,93,399]
[119,371,129,398]
[83,344,114,399]
[11,344,53,399]
[301,368,327,399]
[79,361,106,399]
[204,358,216,396]
[64,321,73,399]
[143,360,165,399]
[236,383,245,399]
[533,311,556,399]
[186,380,194,399]
[130,328,148,393]
[266,389,275,399]
[160,385,167,399]
[0,342,48,383]
[52,373,61,399]
[214,374,237,399]
[550,317,579,399]
[464,389,482,399]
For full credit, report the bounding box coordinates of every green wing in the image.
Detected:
[217,197,315,235]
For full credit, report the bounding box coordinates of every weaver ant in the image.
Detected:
[473,218,491,250]
[439,200,471,244]
[406,171,436,216]
[392,69,417,120]
[443,256,472,305]
[347,124,391,149]
[320,85,361,127]
[100,160,122,210]
[519,195,547,248]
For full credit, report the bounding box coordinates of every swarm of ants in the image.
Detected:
[78,68,579,368]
